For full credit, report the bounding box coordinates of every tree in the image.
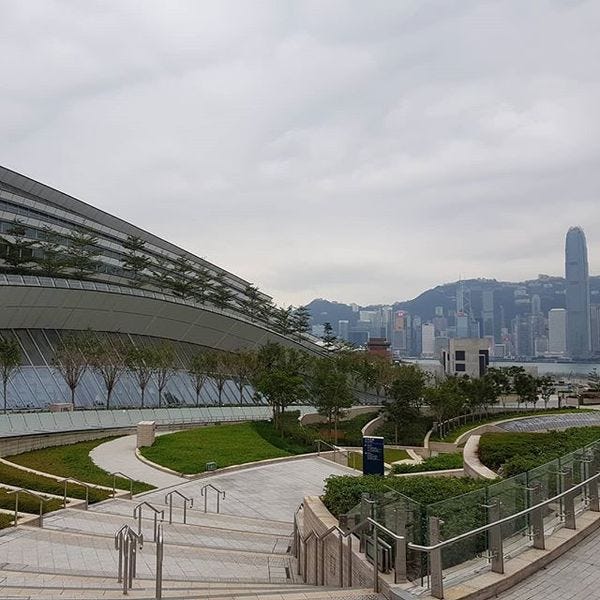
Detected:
[90,337,126,410]
[513,372,538,407]
[588,369,600,392]
[36,225,68,277]
[149,255,173,293]
[126,345,155,408]
[538,375,556,409]
[208,273,234,310]
[169,255,196,299]
[321,322,337,350]
[291,306,311,338]
[191,267,212,304]
[152,343,176,408]
[54,332,94,408]
[188,353,210,407]
[121,235,150,286]
[251,343,308,430]
[204,351,230,405]
[240,284,264,319]
[425,376,465,423]
[65,229,100,278]
[384,364,428,444]
[309,355,355,443]
[0,219,37,271]
[274,306,295,335]
[0,337,21,413]
[228,350,257,404]
[461,374,499,413]
[486,367,511,406]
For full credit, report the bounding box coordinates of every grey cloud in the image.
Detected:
[1,0,599,306]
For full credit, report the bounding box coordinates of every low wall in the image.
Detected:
[362,415,385,437]
[463,435,499,480]
[302,496,375,589]
[454,423,504,446]
[300,406,381,426]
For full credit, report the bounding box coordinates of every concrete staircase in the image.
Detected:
[0,497,382,600]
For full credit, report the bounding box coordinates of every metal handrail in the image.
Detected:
[6,487,48,528]
[200,484,225,513]
[408,471,599,553]
[114,524,143,595]
[133,501,164,542]
[60,477,90,509]
[155,524,164,600]
[164,490,193,524]
[111,472,134,499]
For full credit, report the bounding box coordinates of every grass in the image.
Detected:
[436,407,590,443]
[140,421,305,474]
[0,461,111,504]
[8,438,154,495]
[392,452,464,474]
[0,488,63,514]
[0,513,14,529]
[479,426,600,477]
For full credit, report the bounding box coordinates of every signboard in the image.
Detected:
[362,435,384,476]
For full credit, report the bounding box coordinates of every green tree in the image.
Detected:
[461,374,499,412]
[208,273,234,310]
[36,225,68,276]
[152,343,176,408]
[228,350,257,404]
[188,353,210,407]
[538,375,556,409]
[251,342,308,430]
[0,336,21,413]
[291,305,311,338]
[486,367,511,406]
[309,355,355,443]
[425,376,465,423]
[321,322,337,350]
[65,229,100,278]
[54,332,95,407]
[120,235,150,286]
[90,337,125,410]
[513,371,538,407]
[274,306,295,335]
[204,351,230,405]
[0,219,37,271]
[126,345,155,408]
[240,284,264,319]
[168,255,196,299]
[588,369,600,392]
[149,255,173,293]
[384,364,428,444]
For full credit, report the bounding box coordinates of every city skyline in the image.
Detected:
[1,2,600,307]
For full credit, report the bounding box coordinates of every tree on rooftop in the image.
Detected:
[121,235,151,287]
[65,228,100,279]
[36,225,69,277]
[0,218,37,271]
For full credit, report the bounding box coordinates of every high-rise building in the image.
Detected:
[590,305,600,356]
[421,323,435,358]
[565,227,592,358]
[548,308,567,356]
[482,290,495,339]
[337,320,349,341]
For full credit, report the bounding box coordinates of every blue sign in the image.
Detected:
[362,435,384,476]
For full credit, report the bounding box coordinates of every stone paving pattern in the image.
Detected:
[498,412,600,432]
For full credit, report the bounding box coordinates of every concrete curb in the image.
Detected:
[462,435,499,480]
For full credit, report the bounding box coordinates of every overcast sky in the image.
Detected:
[1,1,599,307]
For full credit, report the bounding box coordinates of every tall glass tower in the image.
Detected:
[565,226,591,358]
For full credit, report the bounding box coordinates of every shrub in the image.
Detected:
[392,453,463,474]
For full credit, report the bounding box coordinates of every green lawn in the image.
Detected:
[8,438,153,495]
[392,452,464,474]
[140,422,304,474]
[0,460,111,504]
[436,407,590,443]
[0,513,14,529]
[0,487,63,514]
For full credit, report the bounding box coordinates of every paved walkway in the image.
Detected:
[90,435,187,487]
[140,457,356,522]
[497,526,600,599]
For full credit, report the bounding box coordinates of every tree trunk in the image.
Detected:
[107,387,112,410]
[239,382,244,405]
[196,389,200,407]
[141,386,145,408]
[158,389,162,408]
[395,423,399,445]
[334,413,339,445]
[71,386,76,408]
[3,380,7,414]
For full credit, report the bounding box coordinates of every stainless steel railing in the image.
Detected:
[6,487,48,528]
[133,501,164,542]
[200,483,225,513]
[164,490,193,524]
[114,524,143,595]
[155,524,164,600]
[111,472,134,499]
[60,477,90,509]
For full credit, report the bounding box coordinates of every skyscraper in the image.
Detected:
[565,226,592,358]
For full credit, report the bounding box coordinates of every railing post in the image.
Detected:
[487,500,504,574]
[122,535,130,595]
[372,523,379,593]
[13,492,18,527]
[589,475,600,513]
[564,470,576,530]
[530,483,546,549]
[338,532,344,588]
[156,525,163,600]
[347,532,353,587]
[429,516,444,600]
[394,535,407,583]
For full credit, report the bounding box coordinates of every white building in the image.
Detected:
[441,338,490,378]
[548,308,567,356]
[421,323,435,358]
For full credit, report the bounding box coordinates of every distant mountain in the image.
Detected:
[306,275,600,330]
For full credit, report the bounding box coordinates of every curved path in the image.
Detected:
[497,411,600,432]
[90,434,187,487]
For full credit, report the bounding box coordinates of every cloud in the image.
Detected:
[1,0,599,307]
